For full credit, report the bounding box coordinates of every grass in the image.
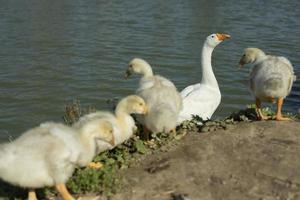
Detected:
[64,102,298,197]
[61,100,178,198]
[0,101,298,199]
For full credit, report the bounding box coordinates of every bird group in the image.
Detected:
[0,33,296,200]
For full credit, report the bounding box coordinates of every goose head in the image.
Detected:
[125,58,153,78]
[239,48,266,67]
[116,95,148,115]
[205,33,231,48]
[81,119,115,146]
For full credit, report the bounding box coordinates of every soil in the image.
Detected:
[110,121,300,200]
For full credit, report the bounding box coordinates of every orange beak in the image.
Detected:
[216,33,231,41]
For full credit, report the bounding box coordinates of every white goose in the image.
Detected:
[177,33,230,124]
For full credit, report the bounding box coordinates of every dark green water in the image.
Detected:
[0,0,299,140]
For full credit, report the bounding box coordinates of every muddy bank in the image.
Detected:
[111,121,300,200]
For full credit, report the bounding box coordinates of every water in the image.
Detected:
[0,0,299,140]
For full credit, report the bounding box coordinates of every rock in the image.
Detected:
[112,121,300,200]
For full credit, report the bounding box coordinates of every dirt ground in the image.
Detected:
[110,121,300,200]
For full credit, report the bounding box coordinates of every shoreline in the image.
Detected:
[0,108,299,199]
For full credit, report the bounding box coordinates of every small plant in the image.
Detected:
[178,115,205,133]
[63,100,96,125]
[228,106,258,122]
[106,98,119,111]
[66,155,121,195]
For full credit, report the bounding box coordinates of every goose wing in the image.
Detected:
[180,83,201,98]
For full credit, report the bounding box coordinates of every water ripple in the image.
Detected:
[0,0,299,138]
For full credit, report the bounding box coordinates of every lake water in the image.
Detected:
[0,0,299,140]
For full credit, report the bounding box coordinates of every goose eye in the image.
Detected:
[129,64,133,68]
[211,35,214,38]
[139,103,143,106]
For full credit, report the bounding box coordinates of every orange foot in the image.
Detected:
[276,116,292,121]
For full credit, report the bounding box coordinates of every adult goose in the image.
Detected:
[177,33,230,124]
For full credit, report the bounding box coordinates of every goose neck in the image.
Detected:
[254,55,267,64]
[115,104,129,121]
[141,64,153,78]
[201,43,219,88]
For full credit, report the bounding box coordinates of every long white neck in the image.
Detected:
[201,43,219,88]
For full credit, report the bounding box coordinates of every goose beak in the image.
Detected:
[124,69,132,79]
[238,58,246,68]
[216,33,231,41]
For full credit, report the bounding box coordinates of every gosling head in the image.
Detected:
[205,33,230,48]
[117,95,148,115]
[239,48,266,67]
[82,119,115,146]
[125,58,153,78]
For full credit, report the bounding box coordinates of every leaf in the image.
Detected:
[134,140,148,154]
